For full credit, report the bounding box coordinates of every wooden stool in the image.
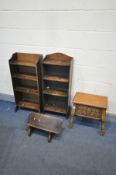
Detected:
[27,112,63,143]
[69,92,108,135]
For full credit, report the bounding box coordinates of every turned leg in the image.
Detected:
[48,132,52,143]
[69,105,76,128]
[100,109,106,136]
[28,127,32,136]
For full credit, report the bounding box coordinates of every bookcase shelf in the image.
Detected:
[43,75,69,83]
[13,73,37,81]
[14,86,39,95]
[10,61,36,67]
[43,89,68,97]
[42,53,73,116]
[9,52,43,112]
[44,104,67,114]
[18,100,39,110]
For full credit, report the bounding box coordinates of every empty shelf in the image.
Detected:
[44,104,67,114]
[14,87,39,95]
[18,100,39,110]
[43,75,69,83]
[43,89,67,97]
[10,61,36,67]
[13,74,37,81]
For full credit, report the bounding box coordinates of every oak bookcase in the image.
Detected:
[9,52,43,112]
[42,53,73,116]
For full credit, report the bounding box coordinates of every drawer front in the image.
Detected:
[76,105,101,119]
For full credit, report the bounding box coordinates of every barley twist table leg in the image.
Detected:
[69,105,76,128]
[100,109,106,136]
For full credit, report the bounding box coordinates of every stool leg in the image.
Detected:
[28,127,32,136]
[100,110,106,136]
[48,132,52,143]
[69,105,76,128]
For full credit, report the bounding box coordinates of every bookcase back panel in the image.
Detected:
[13,79,37,89]
[44,65,69,79]
[45,53,72,66]
[11,65,36,76]
[16,92,39,103]
[43,81,68,91]
[44,95,67,107]
[17,53,39,63]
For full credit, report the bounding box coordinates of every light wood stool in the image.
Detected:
[69,92,108,135]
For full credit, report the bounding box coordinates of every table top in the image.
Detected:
[27,112,63,134]
[73,92,108,109]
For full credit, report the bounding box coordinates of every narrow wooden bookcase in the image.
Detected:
[9,52,43,112]
[42,53,73,116]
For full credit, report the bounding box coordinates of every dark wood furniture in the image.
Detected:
[27,112,63,142]
[42,53,73,116]
[69,92,108,135]
[9,52,43,112]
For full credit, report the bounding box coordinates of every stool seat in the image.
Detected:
[73,92,107,109]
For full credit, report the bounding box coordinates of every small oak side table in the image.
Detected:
[69,92,108,135]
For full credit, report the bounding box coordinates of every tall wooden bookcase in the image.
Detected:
[42,53,73,116]
[9,52,43,112]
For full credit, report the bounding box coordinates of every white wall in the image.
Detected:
[0,0,116,114]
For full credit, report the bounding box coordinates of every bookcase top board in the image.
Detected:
[9,52,42,67]
[43,53,73,66]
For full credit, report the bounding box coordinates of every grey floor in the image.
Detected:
[0,100,116,175]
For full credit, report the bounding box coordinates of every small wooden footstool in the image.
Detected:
[27,112,63,142]
[69,92,108,135]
